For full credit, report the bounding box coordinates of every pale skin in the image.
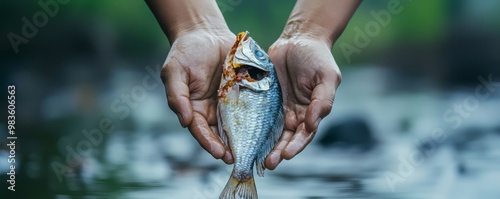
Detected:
[146,0,362,169]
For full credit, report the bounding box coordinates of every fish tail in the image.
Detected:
[219,173,257,199]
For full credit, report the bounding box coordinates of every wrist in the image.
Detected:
[169,14,230,43]
[279,18,335,48]
[279,0,362,48]
[147,0,230,43]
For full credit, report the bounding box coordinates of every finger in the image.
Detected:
[304,83,336,132]
[211,126,234,164]
[283,106,298,132]
[282,123,315,160]
[265,129,294,170]
[188,112,226,159]
[162,60,193,128]
[221,148,234,164]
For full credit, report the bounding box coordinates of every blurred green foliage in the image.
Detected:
[2,0,499,67]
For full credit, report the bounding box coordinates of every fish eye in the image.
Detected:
[254,50,266,60]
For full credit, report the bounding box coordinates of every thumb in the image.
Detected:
[161,59,193,127]
[304,83,336,132]
[304,51,341,132]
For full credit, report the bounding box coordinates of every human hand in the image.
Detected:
[148,0,357,169]
[261,0,360,170]
[161,28,236,163]
[265,34,342,170]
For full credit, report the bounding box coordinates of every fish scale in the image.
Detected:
[231,90,277,174]
[217,32,284,199]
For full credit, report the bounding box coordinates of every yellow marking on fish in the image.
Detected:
[233,62,241,68]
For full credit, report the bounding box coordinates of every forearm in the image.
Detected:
[282,0,362,46]
[146,0,229,43]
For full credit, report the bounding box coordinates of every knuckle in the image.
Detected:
[325,97,334,109]
[336,70,342,85]
[167,97,179,111]
[317,98,333,116]
[160,64,169,84]
[327,66,342,85]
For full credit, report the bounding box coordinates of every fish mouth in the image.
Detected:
[218,31,273,96]
[231,32,270,82]
[235,65,270,82]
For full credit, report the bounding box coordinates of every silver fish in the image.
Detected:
[217,31,284,199]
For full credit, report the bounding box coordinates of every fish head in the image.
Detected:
[218,31,276,99]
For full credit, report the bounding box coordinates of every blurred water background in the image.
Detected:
[1,0,500,198]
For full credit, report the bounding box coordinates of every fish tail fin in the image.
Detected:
[219,174,257,199]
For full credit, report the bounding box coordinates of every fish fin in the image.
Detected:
[216,103,229,147]
[220,174,258,199]
[255,106,284,177]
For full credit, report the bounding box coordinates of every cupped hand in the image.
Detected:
[161,28,235,163]
[265,36,342,169]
